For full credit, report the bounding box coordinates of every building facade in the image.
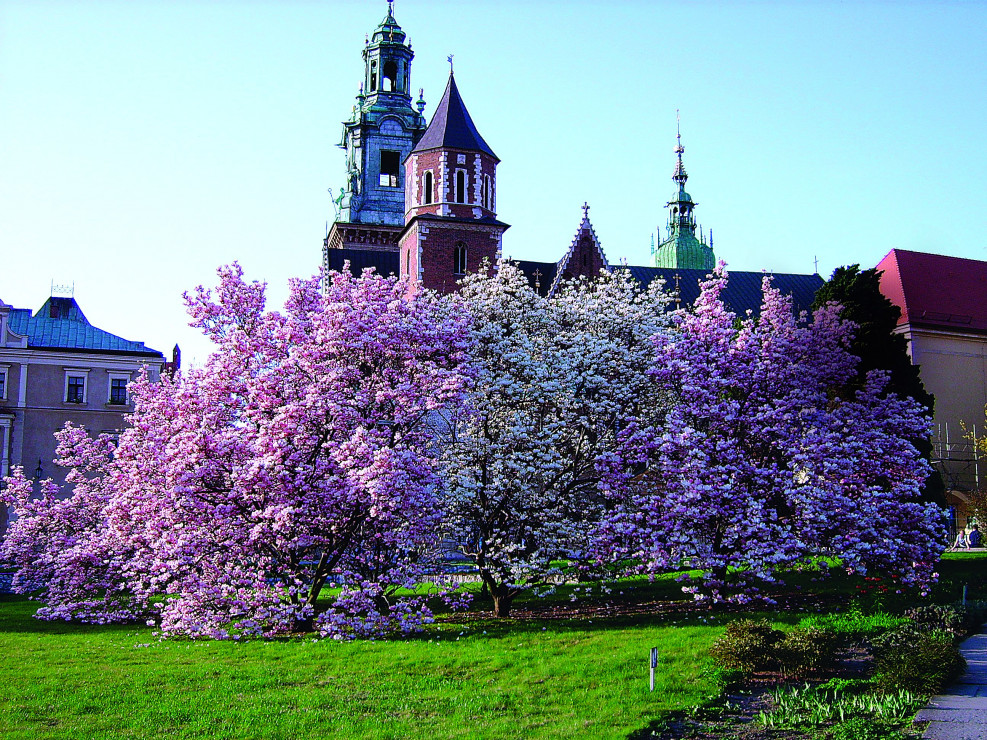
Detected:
[877,249,987,521]
[0,295,165,533]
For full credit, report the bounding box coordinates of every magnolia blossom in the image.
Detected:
[595,266,947,601]
[441,262,672,616]
[1,264,472,638]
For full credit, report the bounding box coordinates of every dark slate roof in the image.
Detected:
[877,249,987,334]
[411,73,498,160]
[515,260,558,297]
[625,267,824,317]
[7,297,163,356]
[326,249,399,277]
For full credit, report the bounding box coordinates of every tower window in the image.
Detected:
[370,60,378,91]
[423,171,433,204]
[455,170,466,204]
[482,174,493,210]
[454,242,468,275]
[383,60,398,92]
[379,150,400,187]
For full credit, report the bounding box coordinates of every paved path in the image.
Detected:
[916,632,987,739]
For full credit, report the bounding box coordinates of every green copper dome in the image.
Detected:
[653,232,714,271]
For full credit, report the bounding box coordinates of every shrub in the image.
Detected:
[698,662,745,691]
[708,619,783,673]
[869,622,926,653]
[773,626,839,678]
[873,628,966,694]
[905,604,967,638]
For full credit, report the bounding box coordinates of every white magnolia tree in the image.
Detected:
[441,262,672,616]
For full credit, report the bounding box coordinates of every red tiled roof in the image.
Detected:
[877,249,987,333]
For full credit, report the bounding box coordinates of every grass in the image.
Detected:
[0,594,721,740]
[3,552,985,739]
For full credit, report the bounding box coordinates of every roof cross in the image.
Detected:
[582,201,590,218]
[447,54,454,73]
[532,268,543,290]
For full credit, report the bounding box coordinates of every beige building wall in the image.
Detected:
[902,326,987,519]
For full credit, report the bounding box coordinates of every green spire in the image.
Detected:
[651,114,715,271]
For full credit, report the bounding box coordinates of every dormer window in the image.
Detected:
[454,242,468,275]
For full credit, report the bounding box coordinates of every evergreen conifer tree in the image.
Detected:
[812,265,945,506]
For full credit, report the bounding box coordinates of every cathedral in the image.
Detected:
[323,4,822,313]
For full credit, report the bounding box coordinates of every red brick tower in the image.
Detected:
[399,68,508,294]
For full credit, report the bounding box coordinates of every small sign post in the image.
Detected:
[650,647,658,692]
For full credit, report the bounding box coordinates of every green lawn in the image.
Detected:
[0,594,722,740]
[3,553,983,739]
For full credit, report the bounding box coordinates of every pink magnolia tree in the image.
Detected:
[595,267,947,601]
[1,265,472,638]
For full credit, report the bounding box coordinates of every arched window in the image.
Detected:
[370,60,378,91]
[423,171,433,204]
[481,174,493,210]
[455,170,466,204]
[383,60,398,92]
[454,242,467,275]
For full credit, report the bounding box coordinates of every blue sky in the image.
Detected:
[2,0,985,365]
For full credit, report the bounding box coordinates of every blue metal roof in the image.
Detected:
[7,297,163,356]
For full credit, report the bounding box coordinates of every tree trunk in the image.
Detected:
[491,589,515,618]
[480,570,516,618]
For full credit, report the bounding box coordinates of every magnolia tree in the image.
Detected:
[1,265,472,638]
[595,268,947,601]
[441,263,672,616]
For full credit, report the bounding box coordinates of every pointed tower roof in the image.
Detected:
[412,72,498,160]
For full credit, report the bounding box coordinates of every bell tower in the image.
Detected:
[324,2,427,262]
[399,66,508,294]
[651,118,715,271]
